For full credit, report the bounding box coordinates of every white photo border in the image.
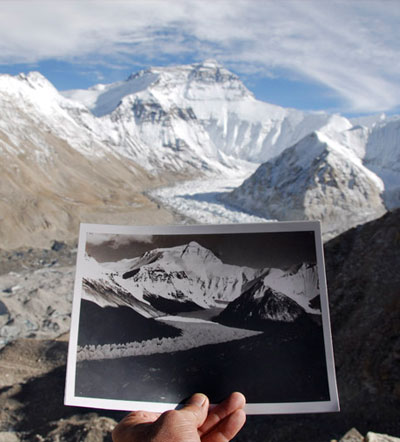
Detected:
[65,221,339,415]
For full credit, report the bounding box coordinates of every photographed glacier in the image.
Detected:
[75,237,329,408]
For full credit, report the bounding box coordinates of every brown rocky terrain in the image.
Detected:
[0,210,399,441]
[0,71,200,251]
[0,126,182,250]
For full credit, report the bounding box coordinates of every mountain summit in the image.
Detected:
[62,60,345,173]
[0,60,399,247]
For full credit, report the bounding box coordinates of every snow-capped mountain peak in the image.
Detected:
[82,243,258,314]
[17,71,58,93]
[222,129,387,239]
[63,70,159,118]
[81,240,322,327]
[61,60,357,174]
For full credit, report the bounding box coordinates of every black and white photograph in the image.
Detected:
[65,222,338,414]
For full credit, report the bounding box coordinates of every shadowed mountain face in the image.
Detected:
[77,300,181,346]
[325,209,400,418]
[216,278,307,328]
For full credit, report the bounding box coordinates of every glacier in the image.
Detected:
[0,59,399,245]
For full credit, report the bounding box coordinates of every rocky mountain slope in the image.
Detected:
[222,131,387,239]
[216,280,308,328]
[0,72,183,250]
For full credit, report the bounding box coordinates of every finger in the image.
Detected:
[179,393,210,428]
[199,392,246,436]
[112,411,162,442]
[119,410,161,426]
[201,409,246,442]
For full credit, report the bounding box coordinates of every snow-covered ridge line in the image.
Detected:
[2,60,399,182]
[83,241,321,319]
[61,60,352,169]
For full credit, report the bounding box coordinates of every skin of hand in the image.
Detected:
[112,392,246,442]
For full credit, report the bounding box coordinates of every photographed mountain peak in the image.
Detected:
[81,238,320,320]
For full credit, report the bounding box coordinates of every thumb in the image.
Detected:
[180,393,209,428]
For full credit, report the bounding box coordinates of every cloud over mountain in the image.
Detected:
[0,1,399,112]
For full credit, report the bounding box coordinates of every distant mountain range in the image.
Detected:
[0,60,399,247]
[82,241,321,331]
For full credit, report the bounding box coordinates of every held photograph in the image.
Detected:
[65,222,339,414]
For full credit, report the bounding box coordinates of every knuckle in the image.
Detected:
[161,409,180,422]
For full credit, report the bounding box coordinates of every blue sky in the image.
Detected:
[0,0,399,116]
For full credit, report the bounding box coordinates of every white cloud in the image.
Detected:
[86,233,153,248]
[0,0,399,112]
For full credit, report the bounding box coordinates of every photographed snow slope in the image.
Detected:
[81,241,320,319]
[67,224,337,414]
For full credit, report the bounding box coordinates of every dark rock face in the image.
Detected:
[216,278,307,330]
[326,209,400,420]
[77,300,181,346]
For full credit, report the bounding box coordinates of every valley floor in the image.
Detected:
[75,327,330,406]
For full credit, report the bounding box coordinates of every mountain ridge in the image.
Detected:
[0,60,399,248]
[82,241,321,323]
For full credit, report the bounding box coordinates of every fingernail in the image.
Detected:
[189,393,208,407]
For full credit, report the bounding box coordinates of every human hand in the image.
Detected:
[112,392,246,442]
